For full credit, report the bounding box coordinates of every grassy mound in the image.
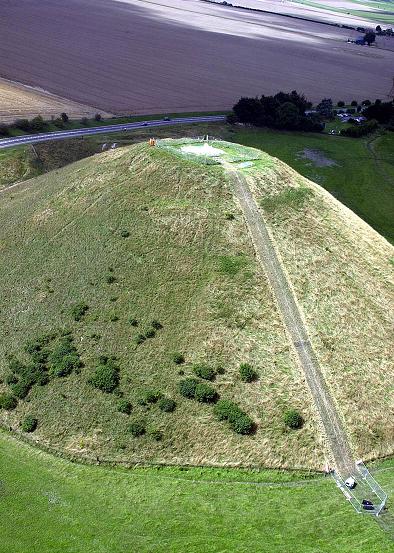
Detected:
[0,141,392,468]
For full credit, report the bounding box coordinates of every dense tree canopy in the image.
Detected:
[232,90,323,132]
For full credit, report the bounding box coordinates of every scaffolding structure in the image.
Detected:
[331,460,387,516]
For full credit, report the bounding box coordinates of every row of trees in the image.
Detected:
[231,91,324,132]
[0,112,102,137]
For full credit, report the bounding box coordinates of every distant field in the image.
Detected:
[0,0,393,117]
[0,431,393,553]
[217,0,394,25]
[0,78,113,124]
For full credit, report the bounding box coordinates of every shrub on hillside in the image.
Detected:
[95,113,102,121]
[178,378,199,399]
[195,383,218,403]
[284,409,304,429]
[129,318,138,327]
[129,420,146,437]
[150,429,163,441]
[145,328,156,338]
[143,390,163,404]
[117,399,132,414]
[239,363,258,383]
[135,334,146,345]
[0,393,18,410]
[89,358,119,393]
[120,229,130,238]
[193,364,216,381]
[49,337,81,378]
[172,352,185,365]
[105,274,116,284]
[71,302,89,321]
[0,123,10,136]
[214,400,255,434]
[337,101,345,107]
[21,415,38,433]
[158,398,176,412]
[151,320,163,330]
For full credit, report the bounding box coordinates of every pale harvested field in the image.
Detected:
[0,78,114,124]
[0,0,393,117]
[219,0,394,26]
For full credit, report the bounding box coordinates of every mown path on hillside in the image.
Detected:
[224,163,354,477]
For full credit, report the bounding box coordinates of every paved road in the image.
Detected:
[0,115,226,150]
[225,163,355,477]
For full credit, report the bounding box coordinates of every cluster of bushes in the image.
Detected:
[232,90,324,132]
[0,332,81,411]
[134,320,163,345]
[179,378,218,403]
[48,335,82,378]
[214,400,255,435]
[89,356,119,393]
[341,119,379,137]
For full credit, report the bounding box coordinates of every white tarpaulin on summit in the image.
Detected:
[181,143,224,157]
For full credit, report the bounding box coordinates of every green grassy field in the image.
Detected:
[0,431,393,553]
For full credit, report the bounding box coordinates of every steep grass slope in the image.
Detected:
[0,144,321,469]
[0,142,392,468]
[246,156,394,461]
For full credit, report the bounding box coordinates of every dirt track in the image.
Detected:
[226,163,354,476]
[0,0,393,116]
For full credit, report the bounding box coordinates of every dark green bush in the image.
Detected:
[195,383,218,403]
[109,313,119,322]
[129,318,138,326]
[105,274,116,284]
[178,378,199,399]
[172,353,185,365]
[225,212,235,220]
[284,409,304,429]
[214,400,255,435]
[341,119,378,137]
[117,399,132,414]
[135,334,146,345]
[145,329,156,338]
[129,420,146,437]
[144,390,163,404]
[151,320,163,330]
[193,363,216,381]
[150,429,163,441]
[0,393,18,410]
[11,380,31,400]
[8,357,26,374]
[89,358,119,393]
[239,363,258,383]
[120,230,130,238]
[158,398,176,412]
[21,415,38,433]
[4,372,18,385]
[49,337,81,378]
[216,366,225,375]
[71,302,89,321]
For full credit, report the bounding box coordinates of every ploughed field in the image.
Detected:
[0,0,393,118]
[0,140,392,469]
